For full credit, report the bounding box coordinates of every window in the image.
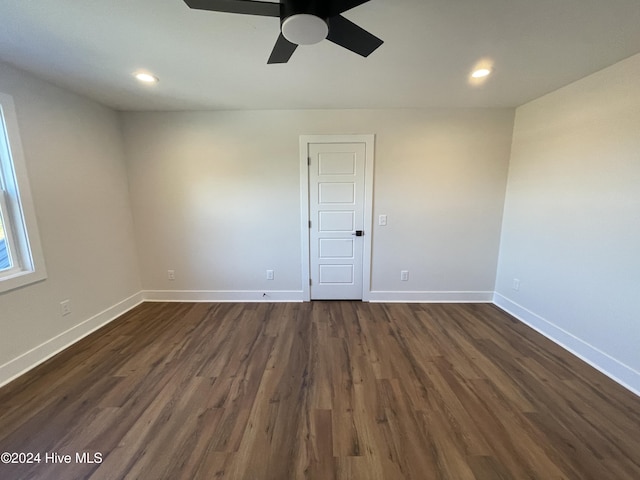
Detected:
[0,198,13,271]
[0,92,46,293]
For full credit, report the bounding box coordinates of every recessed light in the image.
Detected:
[471,68,492,78]
[134,72,159,84]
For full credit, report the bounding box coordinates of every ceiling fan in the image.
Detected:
[183,0,383,64]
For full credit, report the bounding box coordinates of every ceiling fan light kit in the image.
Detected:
[282,14,328,45]
[183,0,383,63]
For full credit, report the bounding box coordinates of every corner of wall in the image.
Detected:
[0,292,144,388]
[493,292,640,397]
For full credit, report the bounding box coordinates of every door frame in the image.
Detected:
[299,134,375,301]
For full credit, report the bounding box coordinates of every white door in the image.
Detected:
[308,142,366,300]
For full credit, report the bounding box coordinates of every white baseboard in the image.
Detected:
[143,290,494,303]
[493,292,640,397]
[367,290,494,303]
[142,289,305,303]
[144,289,492,303]
[0,291,144,388]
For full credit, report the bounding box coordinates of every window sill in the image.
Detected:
[0,268,47,294]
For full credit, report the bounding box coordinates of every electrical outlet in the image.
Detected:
[266,269,274,280]
[168,270,175,281]
[378,214,387,226]
[512,278,520,291]
[60,299,72,316]
[400,270,409,281]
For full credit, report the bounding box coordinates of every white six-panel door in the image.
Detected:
[301,136,373,300]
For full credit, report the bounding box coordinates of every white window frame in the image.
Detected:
[0,92,46,293]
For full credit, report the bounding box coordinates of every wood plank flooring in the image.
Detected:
[0,302,639,479]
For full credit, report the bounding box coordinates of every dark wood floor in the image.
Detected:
[0,302,639,479]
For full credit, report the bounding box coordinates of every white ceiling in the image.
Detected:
[0,0,639,111]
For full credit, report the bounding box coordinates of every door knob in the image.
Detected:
[352,230,364,236]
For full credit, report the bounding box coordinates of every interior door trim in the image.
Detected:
[300,134,375,301]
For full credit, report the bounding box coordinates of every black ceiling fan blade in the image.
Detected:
[183,0,280,17]
[267,33,298,64]
[326,14,383,57]
[327,0,371,17]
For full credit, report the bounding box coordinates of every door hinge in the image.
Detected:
[309,278,312,286]
[308,220,311,228]
[308,156,311,166]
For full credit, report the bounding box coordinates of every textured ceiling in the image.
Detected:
[0,0,639,111]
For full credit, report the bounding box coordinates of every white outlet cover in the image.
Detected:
[60,300,72,316]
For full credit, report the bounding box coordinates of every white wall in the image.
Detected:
[121,108,514,301]
[495,53,640,393]
[0,62,142,385]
